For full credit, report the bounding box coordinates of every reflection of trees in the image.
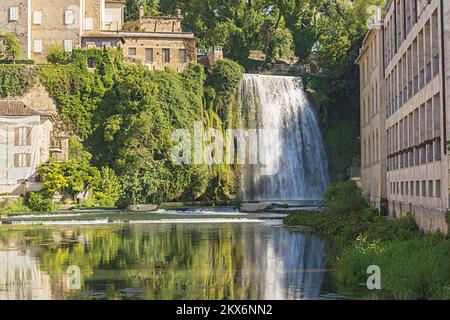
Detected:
[0,224,327,300]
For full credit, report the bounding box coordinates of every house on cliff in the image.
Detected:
[0,85,69,195]
[0,1,196,72]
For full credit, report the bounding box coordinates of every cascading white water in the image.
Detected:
[239,74,329,201]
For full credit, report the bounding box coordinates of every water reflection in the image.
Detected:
[0,223,329,300]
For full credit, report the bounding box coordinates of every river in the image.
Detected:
[0,219,337,300]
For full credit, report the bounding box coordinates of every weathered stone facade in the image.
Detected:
[0,0,196,71]
[357,0,450,233]
[0,85,69,195]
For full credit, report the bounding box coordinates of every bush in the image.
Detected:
[0,197,30,214]
[284,208,419,242]
[0,59,34,65]
[323,180,368,214]
[25,192,55,212]
[334,234,450,299]
[0,65,35,97]
[47,45,71,64]
[206,58,244,99]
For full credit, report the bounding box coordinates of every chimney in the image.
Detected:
[139,6,145,19]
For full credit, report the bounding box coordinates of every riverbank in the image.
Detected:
[283,181,450,300]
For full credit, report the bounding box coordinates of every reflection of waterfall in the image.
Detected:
[239,74,329,200]
[240,224,326,300]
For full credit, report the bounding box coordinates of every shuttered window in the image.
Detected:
[14,153,31,168]
[64,39,73,52]
[14,127,31,146]
[33,11,42,24]
[9,7,19,21]
[85,18,93,30]
[163,49,170,63]
[65,10,74,25]
[179,49,187,63]
[34,40,42,53]
[145,48,153,63]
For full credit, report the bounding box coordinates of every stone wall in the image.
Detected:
[0,0,30,59]
[123,36,196,71]
[389,199,448,233]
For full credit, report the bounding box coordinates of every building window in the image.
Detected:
[65,10,75,25]
[179,48,187,63]
[14,127,31,146]
[102,42,112,48]
[86,41,96,49]
[416,181,420,197]
[422,181,426,197]
[64,39,73,52]
[436,180,441,198]
[9,7,19,21]
[14,153,31,168]
[163,48,170,63]
[128,47,137,56]
[428,180,433,197]
[85,18,93,31]
[145,48,153,63]
[34,40,43,53]
[87,58,95,69]
[33,11,42,24]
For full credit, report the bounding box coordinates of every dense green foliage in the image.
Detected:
[284,181,450,300]
[0,33,22,61]
[335,234,450,299]
[206,58,244,100]
[0,65,35,97]
[0,198,30,214]
[323,180,368,214]
[123,0,384,180]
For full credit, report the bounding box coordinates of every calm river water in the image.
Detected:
[0,221,336,300]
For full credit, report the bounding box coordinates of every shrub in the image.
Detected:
[334,234,450,299]
[92,167,121,207]
[206,58,244,99]
[47,45,71,64]
[0,197,30,214]
[25,192,55,212]
[0,65,35,97]
[323,180,368,214]
[284,208,419,242]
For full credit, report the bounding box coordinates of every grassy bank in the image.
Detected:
[283,181,450,300]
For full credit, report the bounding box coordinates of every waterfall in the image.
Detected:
[239,74,329,201]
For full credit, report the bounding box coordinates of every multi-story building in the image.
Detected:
[356,14,387,212]
[357,0,450,233]
[0,0,196,71]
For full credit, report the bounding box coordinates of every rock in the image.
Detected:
[240,202,273,213]
[58,204,75,211]
[126,204,158,212]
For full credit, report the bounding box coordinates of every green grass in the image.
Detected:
[284,209,419,242]
[334,234,450,299]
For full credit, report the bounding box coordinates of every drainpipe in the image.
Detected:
[440,0,447,155]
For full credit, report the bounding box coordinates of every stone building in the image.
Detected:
[357,0,450,233]
[0,0,196,71]
[355,16,387,212]
[0,85,69,195]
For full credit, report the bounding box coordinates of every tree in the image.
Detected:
[0,33,21,62]
[125,0,160,21]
